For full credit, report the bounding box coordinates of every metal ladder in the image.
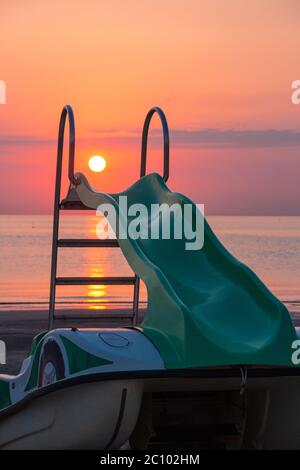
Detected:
[48,105,169,330]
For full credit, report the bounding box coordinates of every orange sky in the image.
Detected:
[0,0,300,214]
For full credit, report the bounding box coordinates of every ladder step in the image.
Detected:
[58,239,119,248]
[53,312,134,321]
[60,201,90,210]
[56,276,135,286]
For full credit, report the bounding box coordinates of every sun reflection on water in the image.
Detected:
[86,264,108,310]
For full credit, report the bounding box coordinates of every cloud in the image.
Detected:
[1,128,300,149]
[169,129,300,148]
[0,136,54,147]
[88,127,300,148]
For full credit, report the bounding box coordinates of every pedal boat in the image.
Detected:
[0,106,299,450]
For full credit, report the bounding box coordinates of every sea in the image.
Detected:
[0,215,299,313]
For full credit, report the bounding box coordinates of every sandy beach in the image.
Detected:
[1,307,299,376]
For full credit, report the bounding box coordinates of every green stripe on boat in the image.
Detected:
[60,336,113,374]
[25,338,44,392]
[0,379,11,410]
[29,331,47,356]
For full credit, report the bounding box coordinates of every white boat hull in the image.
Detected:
[0,379,142,450]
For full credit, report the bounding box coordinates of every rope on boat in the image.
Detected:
[240,367,248,395]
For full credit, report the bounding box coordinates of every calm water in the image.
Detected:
[0,215,299,311]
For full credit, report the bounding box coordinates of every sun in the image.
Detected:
[88,155,107,173]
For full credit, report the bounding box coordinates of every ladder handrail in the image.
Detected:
[140,107,170,182]
[57,104,77,186]
[48,105,76,330]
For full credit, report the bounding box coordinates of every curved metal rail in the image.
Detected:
[60,105,77,186]
[140,107,170,182]
[49,105,76,330]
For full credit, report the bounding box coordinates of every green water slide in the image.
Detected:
[53,105,296,369]
[75,171,296,369]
